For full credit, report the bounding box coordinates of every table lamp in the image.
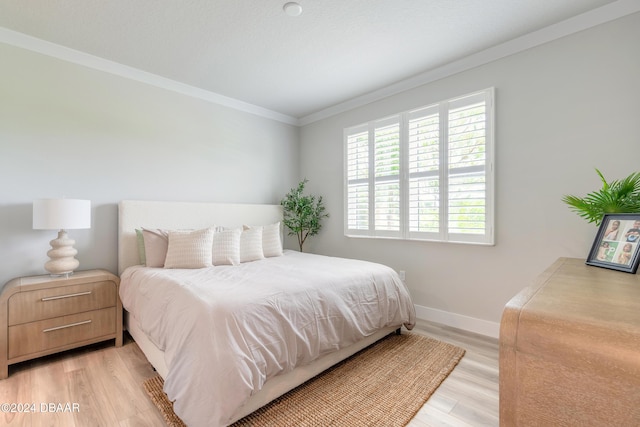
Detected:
[33,198,91,276]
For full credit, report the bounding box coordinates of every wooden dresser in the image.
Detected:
[0,269,122,379]
[500,257,640,425]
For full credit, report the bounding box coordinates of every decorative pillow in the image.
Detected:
[142,228,169,268]
[164,228,214,269]
[245,222,282,257]
[135,229,147,265]
[240,227,265,263]
[212,228,241,266]
[262,222,283,257]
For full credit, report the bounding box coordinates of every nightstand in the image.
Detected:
[0,269,122,379]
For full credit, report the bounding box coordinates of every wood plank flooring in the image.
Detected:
[408,320,499,427]
[0,319,499,426]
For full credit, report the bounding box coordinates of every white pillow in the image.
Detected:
[142,228,169,268]
[245,222,283,257]
[164,228,214,269]
[240,227,264,263]
[212,228,241,266]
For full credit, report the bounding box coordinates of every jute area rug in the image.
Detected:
[143,333,465,427]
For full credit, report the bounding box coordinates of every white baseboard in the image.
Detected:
[414,304,500,339]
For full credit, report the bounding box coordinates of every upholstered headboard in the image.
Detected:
[118,200,284,274]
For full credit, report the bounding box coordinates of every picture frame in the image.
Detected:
[586,213,640,274]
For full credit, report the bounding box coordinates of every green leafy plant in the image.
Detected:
[562,169,640,225]
[281,179,329,251]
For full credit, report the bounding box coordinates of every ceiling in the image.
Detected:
[0,0,635,124]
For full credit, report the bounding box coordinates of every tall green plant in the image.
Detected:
[562,169,640,225]
[281,179,329,251]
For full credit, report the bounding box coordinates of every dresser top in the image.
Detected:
[514,257,640,327]
[501,257,640,372]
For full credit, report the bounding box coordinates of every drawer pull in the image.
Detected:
[42,320,92,333]
[41,291,92,301]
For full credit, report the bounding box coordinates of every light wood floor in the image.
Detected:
[409,320,499,427]
[0,319,499,426]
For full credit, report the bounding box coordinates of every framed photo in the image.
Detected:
[586,213,640,273]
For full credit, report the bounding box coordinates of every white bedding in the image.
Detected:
[119,250,416,426]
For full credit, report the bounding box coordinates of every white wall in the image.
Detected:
[299,13,640,335]
[0,42,299,287]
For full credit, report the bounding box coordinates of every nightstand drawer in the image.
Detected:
[7,307,116,359]
[8,281,116,326]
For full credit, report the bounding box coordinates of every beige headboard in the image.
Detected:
[118,200,284,274]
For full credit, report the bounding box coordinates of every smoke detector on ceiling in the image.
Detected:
[283,2,303,17]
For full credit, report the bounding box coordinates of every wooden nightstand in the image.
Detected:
[0,269,122,379]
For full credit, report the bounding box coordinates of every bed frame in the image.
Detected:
[118,199,399,424]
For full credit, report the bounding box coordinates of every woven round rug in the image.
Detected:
[143,332,465,426]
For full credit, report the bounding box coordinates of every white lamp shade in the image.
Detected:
[33,199,91,230]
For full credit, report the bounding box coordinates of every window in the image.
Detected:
[344,88,494,244]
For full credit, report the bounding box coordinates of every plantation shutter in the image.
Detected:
[345,125,370,233]
[407,105,440,239]
[447,92,490,243]
[373,117,401,236]
[344,88,493,244]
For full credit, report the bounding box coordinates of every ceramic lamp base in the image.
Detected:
[44,230,80,276]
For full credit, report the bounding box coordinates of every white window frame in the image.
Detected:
[343,88,495,245]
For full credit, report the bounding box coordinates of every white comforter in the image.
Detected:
[119,250,415,426]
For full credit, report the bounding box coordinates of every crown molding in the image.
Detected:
[298,0,640,126]
[2,1,638,128]
[0,26,299,126]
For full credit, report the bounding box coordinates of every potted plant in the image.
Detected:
[280,179,329,251]
[562,169,640,225]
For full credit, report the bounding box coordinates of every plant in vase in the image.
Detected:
[562,169,640,225]
[280,179,329,252]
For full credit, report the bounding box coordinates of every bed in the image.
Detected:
[118,200,416,426]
